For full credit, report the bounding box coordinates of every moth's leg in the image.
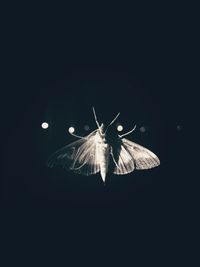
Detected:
[69,132,87,140]
[92,106,100,128]
[110,147,120,169]
[119,125,136,138]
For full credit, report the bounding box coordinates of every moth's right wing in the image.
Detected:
[47,131,100,176]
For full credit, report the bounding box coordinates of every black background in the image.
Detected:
[3,4,197,266]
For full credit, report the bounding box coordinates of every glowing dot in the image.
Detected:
[176,125,182,131]
[68,127,75,133]
[41,122,49,129]
[84,125,90,131]
[140,126,146,133]
[117,125,123,132]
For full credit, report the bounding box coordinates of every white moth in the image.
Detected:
[47,107,160,183]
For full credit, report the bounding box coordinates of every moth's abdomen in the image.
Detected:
[95,133,109,182]
[97,143,109,182]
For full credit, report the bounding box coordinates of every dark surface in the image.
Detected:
[3,5,196,265]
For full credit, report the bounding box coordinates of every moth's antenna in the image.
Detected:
[92,106,100,128]
[119,125,137,138]
[105,112,120,133]
[109,113,120,126]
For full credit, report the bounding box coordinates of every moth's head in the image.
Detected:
[92,107,120,137]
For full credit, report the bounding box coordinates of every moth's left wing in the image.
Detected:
[111,142,135,175]
[111,138,160,175]
[122,138,160,170]
[47,131,100,176]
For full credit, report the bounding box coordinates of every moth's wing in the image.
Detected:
[111,141,135,175]
[111,138,160,175]
[122,138,160,170]
[47,138,86,168]
[47,131,100,176]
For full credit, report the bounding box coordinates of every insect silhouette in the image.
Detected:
[47,107,160,183]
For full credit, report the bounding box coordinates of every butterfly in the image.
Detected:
[47,107,160,183]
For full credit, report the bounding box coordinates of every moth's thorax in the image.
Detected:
[96,130,107,144]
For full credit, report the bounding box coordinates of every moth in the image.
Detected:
[47,107,160,183]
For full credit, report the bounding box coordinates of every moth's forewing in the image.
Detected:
[47,130,100,175]
[47,138,87,169]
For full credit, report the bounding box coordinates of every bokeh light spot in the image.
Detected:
[140,126,146,133]
[68,127,75,134]
[117,125,123,132]
[41,122,49,129]
[84,125,90,131]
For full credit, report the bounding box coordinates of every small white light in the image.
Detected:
[41,122,49,129]
[68,127,75,134]
[140,126,146,133]
[84,125,90,131]
[117,125,123,132]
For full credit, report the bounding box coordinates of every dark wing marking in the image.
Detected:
[47,131,100,176]
[122,138,160,170]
